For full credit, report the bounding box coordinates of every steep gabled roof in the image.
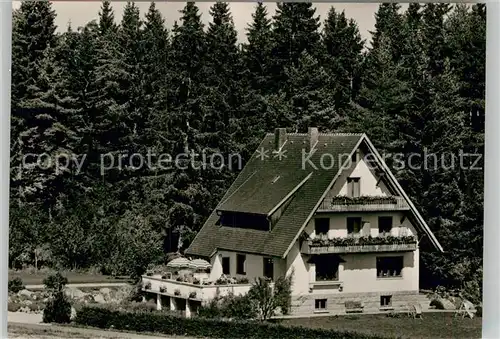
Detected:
[185,130,443,259]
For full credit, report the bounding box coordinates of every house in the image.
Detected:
[142,127,443,317]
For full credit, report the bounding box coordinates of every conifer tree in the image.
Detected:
[270,3,322,91]
[243,3,273,93]
[322,7,364,108]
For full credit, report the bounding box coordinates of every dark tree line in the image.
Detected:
[10,1,484,293]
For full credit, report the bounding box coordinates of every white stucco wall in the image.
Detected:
[305,212,417,239]
[285,246,420,296]
[326,148,392,198]
[209,250,286,282]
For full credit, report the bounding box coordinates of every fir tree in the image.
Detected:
[98,0,117,36]
[270,3,322,91]
[322,7,364,107]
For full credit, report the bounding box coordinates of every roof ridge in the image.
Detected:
[318,132,364,136]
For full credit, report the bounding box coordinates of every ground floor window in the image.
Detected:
[222,257,230,275]
[380,295,392,307]
[315,256,339,281]
[376,256,403,278]
[315,299,327,310]
[263,257,274,279]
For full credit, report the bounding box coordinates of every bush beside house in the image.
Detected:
[75,306,392,339]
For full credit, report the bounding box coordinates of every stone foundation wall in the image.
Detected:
[290,290,429,316]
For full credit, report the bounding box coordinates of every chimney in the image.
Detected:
[308,127,319,151]
[274,128,287,150]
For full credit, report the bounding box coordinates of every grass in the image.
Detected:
[9,269,131,286]
[277,312,482,339]
[8,323,194,339]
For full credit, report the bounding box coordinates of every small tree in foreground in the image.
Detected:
[247,272,293,321]
[8,277,24,293]
[42,272,72,324]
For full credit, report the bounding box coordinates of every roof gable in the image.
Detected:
[186,131,363,258]
[185,131,443,259]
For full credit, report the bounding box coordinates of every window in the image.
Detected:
[377,257,403,278]
[263,258,274,279]
[315,256,339,281]
[347,217,362,235]
[378,216,393,234]
[347,177,360,197]
[315,218,329,236]
[315,299,327,310]
[222,257,230,275]
[236,254,246,275]
[380,295,392,307]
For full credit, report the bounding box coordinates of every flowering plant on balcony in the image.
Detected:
[215,275,251,285]
[309,235,417,247]
[330,195,398,205]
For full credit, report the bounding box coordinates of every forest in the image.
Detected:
[9,1,484,299]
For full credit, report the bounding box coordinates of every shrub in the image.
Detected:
[189,291,197,299]
[8,303,22,312]
[159,286,166,293]
[8,277,24,293]
[43,292,72,323]
[43,272,68,293]
[430,299,445,310]
[174,289,181,296]
[127,281,144,302]
[42,272,72,324]
[75,306,389,339]
[248,273,293,319]
[144,282,151,290]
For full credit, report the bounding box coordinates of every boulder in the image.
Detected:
[65,287,86,300]
[440,298,456,310]
[17,289,33,298]
[93,293,106,304]
[99,288,111,295]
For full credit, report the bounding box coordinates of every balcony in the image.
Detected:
[301,235,418,255]
[317,196,410,212]
[141,275,253,302]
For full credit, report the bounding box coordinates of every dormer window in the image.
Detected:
[218,211,269,231]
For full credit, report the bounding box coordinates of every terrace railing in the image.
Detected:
[317,196,410,212]
[301,235,418,255]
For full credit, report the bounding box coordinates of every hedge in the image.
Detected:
[75,306,394,339]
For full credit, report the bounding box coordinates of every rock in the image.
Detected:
[70,307,77,320]
[440,298,456,310]
[17,289,33,298]
[22,300,33,306]
[99,288,111,295]
[93,294,106,304]
[65,287,86,300]
[18,306,30,313]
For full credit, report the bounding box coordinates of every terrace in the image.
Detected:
[141,273,253,302]
[301,235,418,255]
[317,196,410,212]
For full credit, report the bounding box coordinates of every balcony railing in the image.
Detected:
[317,196,410,212]
[301,235,418,255]
[142,275,254,302]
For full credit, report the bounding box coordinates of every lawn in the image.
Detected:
[8,323,192,339]
[9,269,131,286]
[277,312,482,339]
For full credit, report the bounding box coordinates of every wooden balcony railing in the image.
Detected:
[317,196,410,212]
[301,236,417,255]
